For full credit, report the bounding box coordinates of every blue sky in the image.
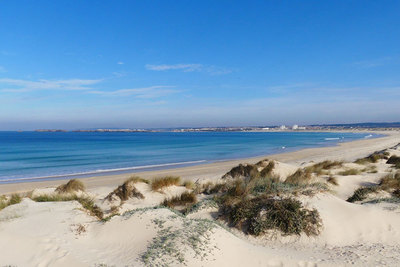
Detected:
[1,1,400,130]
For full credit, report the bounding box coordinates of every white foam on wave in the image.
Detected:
[0,160,207,183]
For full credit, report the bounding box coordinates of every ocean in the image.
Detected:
[0,131,379,183]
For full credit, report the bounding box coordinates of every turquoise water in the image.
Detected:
[0,131,379,183]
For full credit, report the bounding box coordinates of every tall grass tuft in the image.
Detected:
[285,168,312,184]
[106,176,146,201]
[222,164,260,180]
[56,179,86,194]
[0,193,22,211]
[151,176,181,191]
[162,191,197,208]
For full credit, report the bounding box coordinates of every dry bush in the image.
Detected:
[151,176,181,191]
[338,168,361,176]
[220,196,322,236]
[162,191,197,208]
[106,176,146,201]
[222,164,260,180]
[285,168,312,184]
[56,179,86,194]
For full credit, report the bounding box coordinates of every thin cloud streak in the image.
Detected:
[89,86,179,98]
[145,63,233,75]
[0,78,103,92]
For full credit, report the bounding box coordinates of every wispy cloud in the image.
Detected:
[89,86,179,98]
[117,61,124,65]
[145,64,202,72]
[145,63,233,75]
[0,78,102,92]
[353,56,395,68]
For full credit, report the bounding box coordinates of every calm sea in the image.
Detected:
[0,131,379,183]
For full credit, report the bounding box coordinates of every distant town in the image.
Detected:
[34,122,400,133]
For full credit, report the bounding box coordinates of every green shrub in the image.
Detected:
[151,176,181,191]
[221,196,322,236]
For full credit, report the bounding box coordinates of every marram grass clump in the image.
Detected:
[0,194,22,211]
[222,164,260,179]
[55,179,86,194]
[106,176,146,202]
[220,196,322,236]
[354,151,390,164]
[151,176,181,191]
[162,191,197,208]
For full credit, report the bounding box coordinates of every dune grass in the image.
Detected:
[306,160,343,176]
[162,191,197,208]
[387,155,400,169]
[0,194,22,211]
[55,179,86,194]
[347,187,378,202]
[285,168,312,184]
[379,172,400,191]
[106,176,146,202]
[151,176,181,191]
[327,176,338,185]
[354,151,390,164]
[259,161,275,177]
[222,164,260,180]
[338,168,361,176]
[220,196,321,236]
[32,194,103,219]
[182,180,194,189]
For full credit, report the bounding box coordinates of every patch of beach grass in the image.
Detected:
[151,176,181,191]
[327,176,338,185]
[354,151,390,164]
[32,194,103,219]
[182,180,194,189]
[106,176,146,202]
[259,161,275,177]
[347,187,379,202]
[285,168,312,184]
[222,163,260,180]
[338,168,361,176]
[162,191,197,208]
[220,196,321,236]
[306,160,343,176]
[0,194,22,211]
[55,179,85,194]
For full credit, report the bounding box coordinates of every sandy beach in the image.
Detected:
[1,130,400,266]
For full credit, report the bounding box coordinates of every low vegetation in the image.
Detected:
[259,161,275,177]
[306,160,343,176]
[354,151,390,164]
[222,163,260,179]
[220,196,321,236]
[32,194,103,219]
[387,155,400,169]
[55,179,86,194]
[338,168,361,176]
[347,171,400,203]
[151,176,181,191]
[162,191,197,208]
[285,168,312,184]
[105,176,146,202]
[327,176,338,185]
[182,180,194,189]
[347,187,378,202]
[0,194,22,211]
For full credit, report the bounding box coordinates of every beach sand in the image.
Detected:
[1,130,400,266]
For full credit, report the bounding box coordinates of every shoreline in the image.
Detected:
[1,130,399,195]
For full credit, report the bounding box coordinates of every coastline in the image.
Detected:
[1,130,399,195]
